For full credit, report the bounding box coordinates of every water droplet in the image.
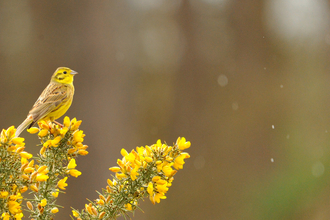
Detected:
[194,156,205,170]
[312,161,324,177]
[232,102,238,111]
[217,74,228,87]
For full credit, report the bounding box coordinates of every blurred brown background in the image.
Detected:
[1,0,330,219]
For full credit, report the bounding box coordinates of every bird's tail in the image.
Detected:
[15,116,33,137]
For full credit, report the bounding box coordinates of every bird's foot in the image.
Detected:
[54,121,64,128]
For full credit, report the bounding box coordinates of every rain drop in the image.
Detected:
[194,156,205,170]
[232,102,238,111]
[312,161,324,177]
[217,74,228,87]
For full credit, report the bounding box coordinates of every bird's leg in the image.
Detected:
[53,120,64,128]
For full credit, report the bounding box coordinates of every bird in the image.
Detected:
[15,67,78,137]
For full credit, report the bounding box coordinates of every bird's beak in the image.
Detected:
[70,70,78,75]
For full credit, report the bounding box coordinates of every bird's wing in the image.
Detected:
[29,82,68,122]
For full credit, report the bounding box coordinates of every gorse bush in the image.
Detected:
[0,117,191,220]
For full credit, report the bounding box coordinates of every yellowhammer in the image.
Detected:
[15,67,78,137]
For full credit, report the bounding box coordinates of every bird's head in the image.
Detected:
[51,67,78,85]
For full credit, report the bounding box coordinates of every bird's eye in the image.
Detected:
[63,71,67,74]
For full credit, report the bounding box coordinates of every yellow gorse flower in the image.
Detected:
[73,130,84,143]
[14,212,23,220]
[51,207,59,214]
[0,191,9,199]
[52,190,59,198]
[67,158,82,177]
[109,167,121,172]
[27,127,39,134]
[72,210,79,217]
[36,174,49,182]
[0,127,27,219]
[11,137,25,146]
[40,199,47,207]
[38,129,49,137]
[1,213,10,220]
[173,153,190,170]
[67,158,77,169]
[0,117,88,219]
[1,116,190,220]
[69,169,82,178]
[147,182,153,195]
[74,137,191,219]
[176,137,191,150]
[19,151,32,159]
[8,200,21,215]
[58,177,68,190]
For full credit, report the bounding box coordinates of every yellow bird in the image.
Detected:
[16,67,78,137]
